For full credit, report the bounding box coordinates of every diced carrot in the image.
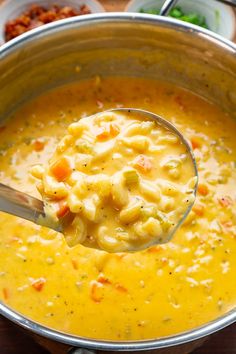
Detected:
[98,274,111,285]
[96,127,110,140]
[2,288,10,300]
[198,184,209,196]
[147,246,162,253]
[190,137,202,150]
[71,259,78,270]
[50,157,72,182]
[109,123,120,137]
[33,140,45,152]
[218,196,233,208]
[90,281,103,303]
[133,155,152,173]
[192,204,205,217]
[96,123,120,141]
[56,201,70,218]
[115,283,128,293]
[31,278,46,292]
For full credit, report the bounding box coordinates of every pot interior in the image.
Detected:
[0,15,236,121]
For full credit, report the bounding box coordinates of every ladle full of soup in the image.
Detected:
[0,107,197,252]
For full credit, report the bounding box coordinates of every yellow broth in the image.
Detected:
[0,77,236,340]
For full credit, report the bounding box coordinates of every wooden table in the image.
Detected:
[0,0,235,353]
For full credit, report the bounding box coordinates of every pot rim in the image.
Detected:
[0,13,236,351]
[1,303,235,350]
[1,12,236,56]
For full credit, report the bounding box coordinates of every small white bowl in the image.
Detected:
[126,0,236,40]
[0,0,105,44]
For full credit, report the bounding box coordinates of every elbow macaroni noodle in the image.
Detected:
[32,111,196,252]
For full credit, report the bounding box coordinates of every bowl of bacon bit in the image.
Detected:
[0,0,105,44]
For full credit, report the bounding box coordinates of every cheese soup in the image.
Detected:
[0,77,235,340]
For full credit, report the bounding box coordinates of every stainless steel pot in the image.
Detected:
[0,13,236,354]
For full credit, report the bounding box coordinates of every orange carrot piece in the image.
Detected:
[71,259,78,270]
[56,201,70,218]
[198,184,209,196]
[31,278,46,292]
[33,140,45,152]
[90,281,103,303]
[96,127,110,141]
[50,157,72,182]
[109,123,120,137]
[218,196,233,208]
[2,288,10,300]
[96,123,120,141]
[190,137,202,150]
[133,155,152,173]
[147,246,162,253]
[192,204,205,217]
[115,283,128,293]
[98,274,111,285]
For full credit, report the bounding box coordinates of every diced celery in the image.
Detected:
[75,139,93,154]
[123,169,139,185]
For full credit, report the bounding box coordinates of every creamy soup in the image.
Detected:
[32,110,196,252]
[0,77,236,340]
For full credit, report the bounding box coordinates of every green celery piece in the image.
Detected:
[169,7,184,18]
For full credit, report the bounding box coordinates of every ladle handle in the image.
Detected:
[0,183,45,224]
[159,0,179,16]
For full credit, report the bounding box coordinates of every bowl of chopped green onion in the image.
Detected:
[125,0,236,40]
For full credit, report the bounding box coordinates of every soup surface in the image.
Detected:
[33,109,196,252]
[0,77,236,340]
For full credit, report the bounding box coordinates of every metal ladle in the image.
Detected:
[0,108,198,246]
